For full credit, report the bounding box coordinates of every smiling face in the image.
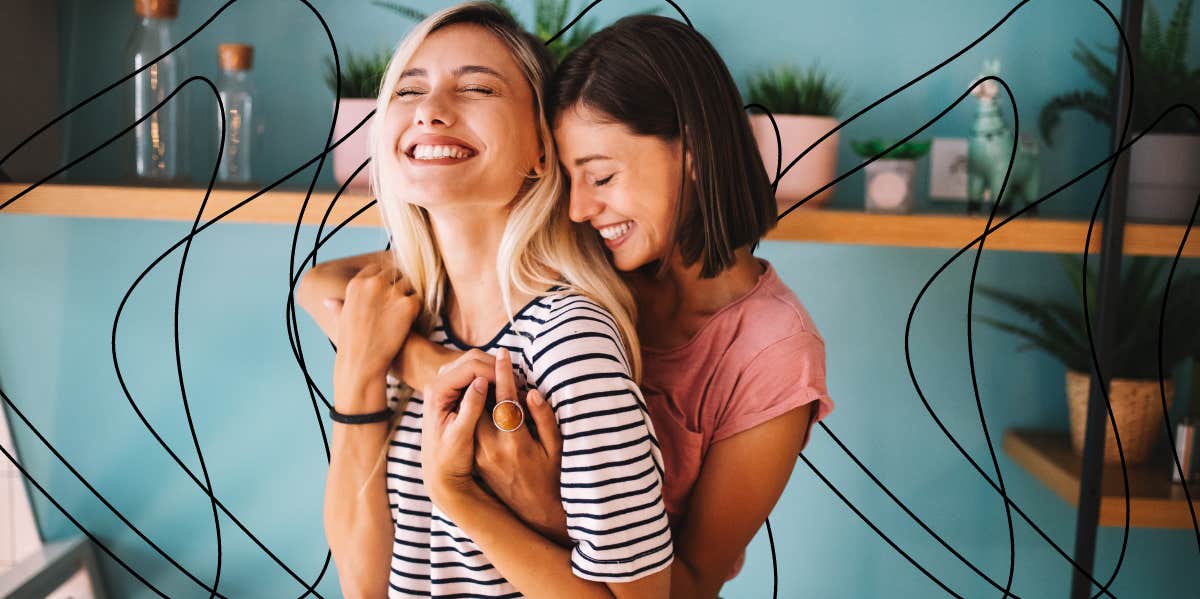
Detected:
[376,23,542,210]
[555,106,685,271]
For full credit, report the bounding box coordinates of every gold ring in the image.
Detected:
[492,400,524,432]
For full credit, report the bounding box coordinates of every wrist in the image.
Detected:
[332,370,388,412]
[431,478,488,518]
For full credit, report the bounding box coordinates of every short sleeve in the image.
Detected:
[526,296,674,582]
[712,332,833,451]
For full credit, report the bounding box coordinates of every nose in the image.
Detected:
[568,182,603,223]
[413,89,455,128]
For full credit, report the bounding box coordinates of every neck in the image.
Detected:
[635,247,765,345]
[666,247,764,312]
[427,203,511,346]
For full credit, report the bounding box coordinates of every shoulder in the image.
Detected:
[721,260,825,365]
[516,289,623,342]
[510,289,630,369]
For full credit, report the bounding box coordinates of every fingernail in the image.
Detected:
[529,389,542,405]
[472,377,487,393]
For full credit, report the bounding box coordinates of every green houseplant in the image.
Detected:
[977,255,1200,463]
[744,63,847,211]
[745,64,845,118]
[1039,0,1200,223]
[373,0,659,64]
[849,139,930,213]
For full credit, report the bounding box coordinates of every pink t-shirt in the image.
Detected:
[640,259,833,575]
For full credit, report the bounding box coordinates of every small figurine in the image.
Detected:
[967,60,1040,216]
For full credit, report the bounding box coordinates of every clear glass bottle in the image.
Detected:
[215,43,255,184]
[122,0,187,184]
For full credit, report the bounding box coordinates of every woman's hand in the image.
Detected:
[421,356,497,508]
[473,349,570,546]
[331,263,420,409]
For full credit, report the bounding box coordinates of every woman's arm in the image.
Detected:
[295,250,392,346]
[295,249,460,389]
[322,263,422,598]
[471,405,815,598]
[323,376,393,599]
[668,406,812,597]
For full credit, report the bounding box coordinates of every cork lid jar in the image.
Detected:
[218,44,254,71]
[134,0,178,19]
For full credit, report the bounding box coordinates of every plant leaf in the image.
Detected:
[370,0,427,22]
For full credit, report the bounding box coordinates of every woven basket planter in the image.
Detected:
[1066,369,1175,465]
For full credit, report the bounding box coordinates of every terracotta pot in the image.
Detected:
[331,98,376,192]
[748,114,839,213]
[1127,132,1200,224]
[1065,369,1174,465]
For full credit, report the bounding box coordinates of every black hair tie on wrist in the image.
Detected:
[329,406,393,424]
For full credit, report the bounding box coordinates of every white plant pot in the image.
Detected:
[332,98,376,192]
[863,159,917,214]
[1127,132,1200,224]
[748,114,839,213]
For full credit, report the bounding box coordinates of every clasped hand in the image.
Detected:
[422,348,569,543]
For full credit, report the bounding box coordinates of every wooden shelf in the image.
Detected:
[1003,428,1200,530]
[2,182,1197,257]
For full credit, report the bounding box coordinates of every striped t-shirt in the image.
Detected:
[383,288,674,597]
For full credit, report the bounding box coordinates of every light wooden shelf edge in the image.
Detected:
[2,183,1196,258]
[1003,428,1200,530]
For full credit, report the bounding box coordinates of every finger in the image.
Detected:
[475,404,503,459]
[322,297,344,315]
[448,376,488,439]
[354,262,383,278]
[438,349,490,377]
[526,389,561,457]
[421,384,442,437]
[430,359,497,407]
[494,348,516,404]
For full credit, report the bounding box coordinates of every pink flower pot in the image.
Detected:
[332,98,376,192]
[749,114,840,213]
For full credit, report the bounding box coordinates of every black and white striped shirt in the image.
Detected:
[384,288,673,597]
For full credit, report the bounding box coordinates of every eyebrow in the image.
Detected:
[399,65,509,83]
[573,154,613,167]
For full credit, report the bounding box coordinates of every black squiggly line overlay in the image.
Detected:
[1158,186,1200,541]
[764,517,778,599]
[964,74,1022,598]
[174,75,227,599]
[756,0,1195,592]
[1073,1,1139,592]
[2,1,345,596]
[0,0,1193,597]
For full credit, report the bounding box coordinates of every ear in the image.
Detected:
[684,148,697,183]
[679,128,697,182]
[533,153,547,177]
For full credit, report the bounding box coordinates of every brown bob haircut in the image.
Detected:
[548,15,777,279]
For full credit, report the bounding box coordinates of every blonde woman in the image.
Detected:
[308,3,672,597]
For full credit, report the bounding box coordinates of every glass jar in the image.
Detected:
[215,43,255,184]
[122,0,187,184]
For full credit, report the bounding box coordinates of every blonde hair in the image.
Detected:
[358,2,641,492]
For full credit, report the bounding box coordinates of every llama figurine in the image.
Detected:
[967,60,1040,216]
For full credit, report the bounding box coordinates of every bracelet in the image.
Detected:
[329,405,393,424]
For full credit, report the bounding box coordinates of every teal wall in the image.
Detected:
[2,0,1198,597]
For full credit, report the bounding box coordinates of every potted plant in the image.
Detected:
[375,0,659,64]
[323,48,393,192]
[744,63,846,212]
[977,256,1200,464]
[850,138,930,214]
[1039,0,1200,223]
